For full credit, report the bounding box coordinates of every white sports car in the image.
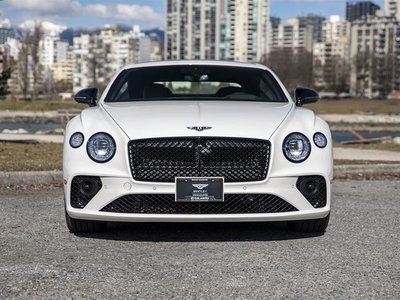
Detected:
[64,61,332,233]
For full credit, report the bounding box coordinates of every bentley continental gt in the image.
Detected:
[64,61,332,233]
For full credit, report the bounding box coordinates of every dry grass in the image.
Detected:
[0,100,85,111]
[0,142,63,172]
[334,159,398,165]
[336,143,400,152]
[307,99,400,114]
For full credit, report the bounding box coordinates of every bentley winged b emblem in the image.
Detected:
[187,126,212,132]
[192,184,209,190]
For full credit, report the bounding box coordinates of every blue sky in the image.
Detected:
[1,0,386,29]
[272,0,383,20]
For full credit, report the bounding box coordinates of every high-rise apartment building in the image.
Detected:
[40,34,69,67]
[270,18,314,53]
[298,14,326,42]
[0,28,13,45]
[350,16,400,97]
[384,0,399,17]
[313,16,351,91]
[51,46,74,83]
[165,0,270,62]
[321,16,351,43]
[73,26,152,93]
[165,0,221,60]
[346,1,380,22]
[220,0,270,62]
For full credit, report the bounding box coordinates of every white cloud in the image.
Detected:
[20,20,67,35]
[0,18,11,28]
[4,0,81,15]
[113,4,161,22]
[84,4,108,18]
[4,0,163,25]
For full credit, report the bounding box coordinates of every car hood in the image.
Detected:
[102,100,293,140]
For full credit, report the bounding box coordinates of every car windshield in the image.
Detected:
[105,65,287,103]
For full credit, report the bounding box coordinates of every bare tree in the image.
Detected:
[86,37,112,93]
[54,79,73,94]
[42,68,56,100]
[323,55,350,93]
[87,53,99,87]
[261,48,313,92]
[30,23,43,101]
[15,23,44,101]
[17,32,31,101]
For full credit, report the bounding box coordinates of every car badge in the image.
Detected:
[192,184,208,190]
[187,126,212,132]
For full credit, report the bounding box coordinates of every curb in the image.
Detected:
[0,171,62,186]
[1,164,400,186]
[334,164,400,179]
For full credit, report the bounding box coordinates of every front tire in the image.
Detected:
[65,210,107,233]
[288,214,330,232]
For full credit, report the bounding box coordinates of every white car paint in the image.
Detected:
[64,60,332,224]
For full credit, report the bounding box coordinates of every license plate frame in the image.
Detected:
[175,177,224,202]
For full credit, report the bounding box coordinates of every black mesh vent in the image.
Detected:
[100,194,298,214]
[128,137,271,182]
[296,176,327,208]
[70,176,102,209]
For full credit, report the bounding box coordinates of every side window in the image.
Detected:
[259,77,282,102]
[115,82,128,100]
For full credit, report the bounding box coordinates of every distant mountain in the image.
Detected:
[60,26,164,45]
[60,28,100,44]
[143,28,165,44]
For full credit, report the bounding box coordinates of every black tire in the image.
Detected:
[288,214,330,233]
[65,210,107,233]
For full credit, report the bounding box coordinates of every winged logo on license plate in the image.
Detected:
[192,184,209,190]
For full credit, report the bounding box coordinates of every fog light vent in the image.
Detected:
[296,176,327,208]
[71,176,102,209]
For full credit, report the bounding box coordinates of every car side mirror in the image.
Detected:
[74,88,98,107]
[294,88,320,106]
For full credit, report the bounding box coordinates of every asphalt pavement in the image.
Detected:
[0,181,399,299]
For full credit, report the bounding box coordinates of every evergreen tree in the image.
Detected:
[0,67,12,99]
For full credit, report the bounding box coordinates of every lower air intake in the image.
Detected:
[100,194,298,214]
[296,176,327,208]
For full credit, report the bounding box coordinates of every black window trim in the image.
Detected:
[104,65,289,104]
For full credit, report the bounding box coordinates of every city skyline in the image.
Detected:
[1,0,386,30]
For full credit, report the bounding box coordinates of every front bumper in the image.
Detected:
[65,176,331,222]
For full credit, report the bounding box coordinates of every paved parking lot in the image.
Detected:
[0,181,399,299]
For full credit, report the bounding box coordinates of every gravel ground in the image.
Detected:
[1,181,399,299]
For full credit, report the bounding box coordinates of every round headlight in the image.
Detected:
[87,133,116,163]
[69,132,84,148]
[313,132,327,148]
[282,133,311,163]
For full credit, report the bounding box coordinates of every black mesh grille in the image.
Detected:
[296,176,327,208]
[100,194,298,214]
[70,176,102,209]
[128,137,271,182]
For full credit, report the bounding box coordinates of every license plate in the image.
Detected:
[175,177,224,202]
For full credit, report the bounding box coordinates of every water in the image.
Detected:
[0,123,64,133]
[332,131,400,143]
[1,123,399,143]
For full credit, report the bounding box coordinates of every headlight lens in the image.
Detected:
[313,132,327,148]
[69,132,84,148]
[283,133,311,163]
[87,133,116,163]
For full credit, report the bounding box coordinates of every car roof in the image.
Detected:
[122,60,269,71]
